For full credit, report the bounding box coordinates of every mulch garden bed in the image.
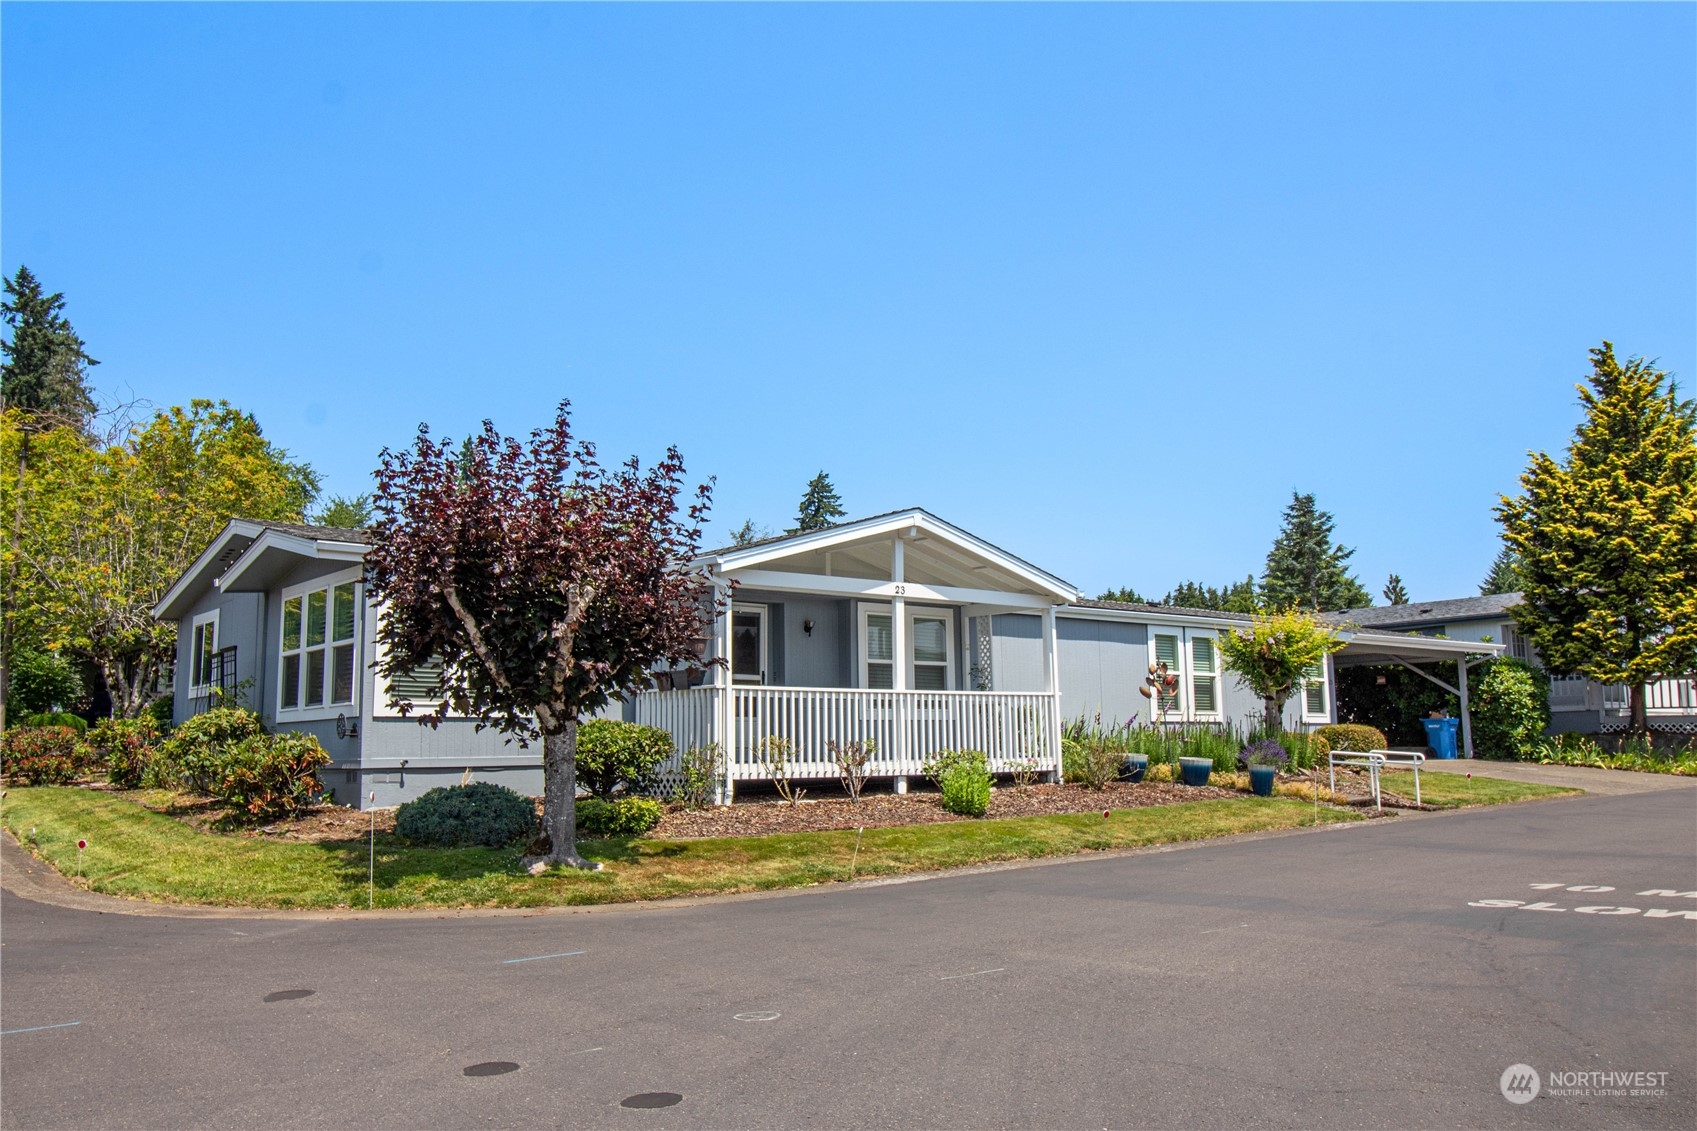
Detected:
[655,780,1243,839]
[93,766,1411,846]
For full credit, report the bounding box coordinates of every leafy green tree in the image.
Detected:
[6,645,85,715]
[1164,575,1259,613]
[1497,341,1696,735]
[311,493,373,529]
[1095,585,1148,604]
[1479,546,1525,595]
[1382,573,1409,605]
[2,266,101,729]
[792,471,845,532]
[1261,491,1371,611]
[1217,609,1346,732]
[4,400,319,717]
[1469,658,1550,760]
[1,265,98,429]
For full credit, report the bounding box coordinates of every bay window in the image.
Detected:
[279,578,359,714]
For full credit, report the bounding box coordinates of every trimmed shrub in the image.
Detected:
[924,748,989,787]
[212,733,331,822]
[155,707,265,792]
[1314,724,1388,753]
[576,796,664,838]
[575,719,674,800]
[939,753,992,817]
[20,710,88,734]
[1,726,81,785]
[83,717,161,788]
[1471,659,1550,761]
[396,783,537,848]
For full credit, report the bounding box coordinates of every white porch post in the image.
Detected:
[1042,605,1061,782]
[1457,658,1475,760]
[714,580,735,804]
[891,536,908,793]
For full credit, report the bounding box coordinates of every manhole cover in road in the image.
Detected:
[620,1093,683,1109]
[262,989,315,1002]
[463,1062,520,1077]
[732,1011,781,1022]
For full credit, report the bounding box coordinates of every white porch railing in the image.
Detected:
[1548,674,1696,714]
[634,686,1058,783]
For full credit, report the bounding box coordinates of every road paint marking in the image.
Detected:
[940,968,1005,981]
[1470,899,1697,921]
[574,1047,604,1054]
[1200,923,1250,934]
[732,1011,781,1021]
[1,1022,81,1036]
[502,950,586,964]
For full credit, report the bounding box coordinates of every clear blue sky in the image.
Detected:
[5,2,1693,603]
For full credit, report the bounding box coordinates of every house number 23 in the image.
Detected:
[892,584,907,595]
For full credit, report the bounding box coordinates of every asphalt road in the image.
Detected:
[2,785,1694,1130]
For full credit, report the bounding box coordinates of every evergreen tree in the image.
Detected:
[792,471,845,532]
[1479,546,1525,595]
[1382,573,1409,605]
[1,266,98,429]
[729,519,770,547]
[1162,575,1260,613]
[1095,585,1148,604]
[1497,341,1696,735]
[311,494,373,529]
[1260,492,1372,611]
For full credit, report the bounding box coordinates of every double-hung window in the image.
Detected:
[1303,662,1329,720]
[279,579,359,713]
[188,611,219,694]
[1152,633,1183,715]
[1190,635,1219,716]
[861,605,954,690]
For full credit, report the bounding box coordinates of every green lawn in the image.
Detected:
[2,787,1362,910]
[1380,770,1580,809]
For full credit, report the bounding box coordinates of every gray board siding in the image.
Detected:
[1058,616,1148,727]
[173,589,266,725]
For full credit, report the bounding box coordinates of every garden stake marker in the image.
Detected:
[850,827,864,878]
[368,793,376,909]
[76,838,86,878]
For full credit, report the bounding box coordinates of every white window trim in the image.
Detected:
[1187,629,1222,721]
[276,569,363,723]
[1302,660,1329,722]
[188,609,220,697]
[858,603,956,690]
[1150,628,1221,722]
[731,603,769,685]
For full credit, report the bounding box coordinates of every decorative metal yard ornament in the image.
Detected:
[1142,662,1178,722]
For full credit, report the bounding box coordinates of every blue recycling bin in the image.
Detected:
[1422,717,1461,759]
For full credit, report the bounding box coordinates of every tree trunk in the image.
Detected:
[1264,696,1283,734]
[541,722,597,869]
[1629,682,1648,738]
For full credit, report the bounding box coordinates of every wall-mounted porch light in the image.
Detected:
[803,619,815,636]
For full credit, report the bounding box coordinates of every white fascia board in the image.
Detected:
[707,510,1081,602]
[1342,631,1504,659]
[1061,605,1249,631]
[726,568,1060,609]
[218,530,369,592]
[152,519,266,620]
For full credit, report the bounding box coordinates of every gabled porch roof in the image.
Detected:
[696,508,1083,609]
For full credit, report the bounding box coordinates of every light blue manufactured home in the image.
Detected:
[155,509,1503,808]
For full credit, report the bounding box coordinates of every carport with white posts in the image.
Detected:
[1327,630,1505,758]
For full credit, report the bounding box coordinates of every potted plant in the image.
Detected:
[1121,753,1148,783]
[1177,755,1213,787]
[1241,739,1289,797]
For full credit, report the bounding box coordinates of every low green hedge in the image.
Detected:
[576,796,664,838]
[395,782,536,848]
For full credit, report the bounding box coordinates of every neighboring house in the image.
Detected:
[1331,594,1697,735]
[155,509,1501,808]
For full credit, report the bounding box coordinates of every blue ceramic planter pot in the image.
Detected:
[1178,757,1213,787]
[1121,754,1148,783]
[1249,765,1277,796]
